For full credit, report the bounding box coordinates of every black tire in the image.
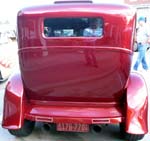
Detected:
[8,120,35,137]
[120,123,145,141]
[125,133,144,141]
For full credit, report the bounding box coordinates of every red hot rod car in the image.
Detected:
[2,0,149,141]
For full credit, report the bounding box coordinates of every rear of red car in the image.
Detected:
[3,1,148,141]
[18,3,135,103]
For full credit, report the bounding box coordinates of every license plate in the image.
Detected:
[56,123,89,132]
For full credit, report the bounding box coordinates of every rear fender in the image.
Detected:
[2,73,25,129]
[126,72,148,134]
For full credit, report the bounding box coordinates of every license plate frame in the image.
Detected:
[56,123,89,132]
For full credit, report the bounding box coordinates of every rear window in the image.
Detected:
[44,17,103,37]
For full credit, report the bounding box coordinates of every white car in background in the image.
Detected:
[0,52,12,82]
[0,42,18,82]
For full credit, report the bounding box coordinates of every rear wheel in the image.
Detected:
[8,120,35,137]
[120,123,145,141]
[124,133,144,141]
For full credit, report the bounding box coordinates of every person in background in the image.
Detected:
[133,16,150,71]
[83,18,103,67]
[44,26,52,37]
[83,18,103,37]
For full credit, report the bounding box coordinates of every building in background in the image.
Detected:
[124,0,150,25]
[124,0,150,51]
[125,0,150,5]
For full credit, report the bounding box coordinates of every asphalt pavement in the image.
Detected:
[0,43,150,141]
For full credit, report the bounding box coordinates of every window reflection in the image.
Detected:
[44,17,104,37]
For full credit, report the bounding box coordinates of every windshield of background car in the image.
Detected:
[44,17,104,37]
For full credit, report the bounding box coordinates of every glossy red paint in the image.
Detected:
[17,3,136,103]
[2,73,124,129]
[2,1,148,136]
[24,100,124,124]
[126,72,148,134]
[2,73,25,129]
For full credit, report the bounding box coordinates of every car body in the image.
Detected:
[2,1,149,141]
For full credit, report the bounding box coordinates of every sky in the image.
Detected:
[0,0,124,24]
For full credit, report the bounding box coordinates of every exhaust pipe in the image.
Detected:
[43,123,51,131]
[43,123,56,131]
[91,125,102,133]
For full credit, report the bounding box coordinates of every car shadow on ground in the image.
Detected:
[28,122,123,141]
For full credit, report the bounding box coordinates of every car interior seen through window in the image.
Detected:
[44,17,103,37]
